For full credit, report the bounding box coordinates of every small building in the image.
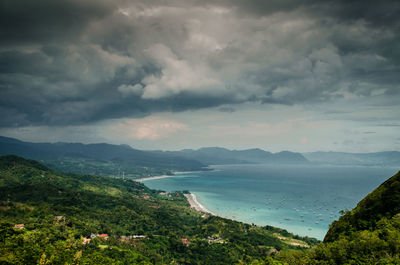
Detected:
[55,216,65,222]
[120,235,146,242]
[14,224,24,229]
[181,238,190,246]
[98,234,109,240]
[206,236,224,244]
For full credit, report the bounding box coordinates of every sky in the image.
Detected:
[0,0,399,152]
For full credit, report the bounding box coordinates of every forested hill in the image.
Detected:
[0,136,206,176]
[152,147,309,165]
[261,170,400,264]
[0,155,315,264]
[2,155,399,264]
[324,170,400,242]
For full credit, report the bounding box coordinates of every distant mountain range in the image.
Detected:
[152,147,309,165]
[0,136,311,176]
[1,136,399,177]
[304,151,400,166]
[0,136,205,173]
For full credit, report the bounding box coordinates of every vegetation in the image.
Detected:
[255,171,400,264]
[0,136,206,178]
[2,155,399,264]
[0,155,312,264]
[45,156,172,179]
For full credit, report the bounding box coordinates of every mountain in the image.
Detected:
[0,136,206,175]
[0,136,309,176]
[154,147,309,165]
[324,170,400,242]
[303,151,400,166]
[0,155,314,264]
[265,170,400,264]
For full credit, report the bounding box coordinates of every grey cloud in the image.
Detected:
[218,107,236,113]
[0,0,113,45]
[0,0,399,127]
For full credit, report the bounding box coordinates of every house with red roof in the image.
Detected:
[181,238,190,246]
[98,234,109,239]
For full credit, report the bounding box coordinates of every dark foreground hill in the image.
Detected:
[0,155,314,264]
[261,170,400,264]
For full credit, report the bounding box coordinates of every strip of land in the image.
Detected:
[184,193,215,215]
[134,175,174,182]
[136,174,217,216]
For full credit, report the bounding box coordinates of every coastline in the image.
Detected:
[134,175,174,182]
[136,171,217,217]
[184,193,216,215]
[135,169,208,182]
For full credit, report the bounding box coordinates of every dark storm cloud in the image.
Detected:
[0,0,399,127]
[0,0,112,44]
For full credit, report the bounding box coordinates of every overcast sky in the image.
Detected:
[0,0,399,152]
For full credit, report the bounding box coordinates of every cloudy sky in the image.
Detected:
[0,0,399,152]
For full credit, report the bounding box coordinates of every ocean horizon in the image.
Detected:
[143,164,398,240]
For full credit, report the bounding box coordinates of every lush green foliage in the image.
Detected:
[5,155,398,264]
[0,155,311,264]
[256,170,400,265]
[325,171,400,242]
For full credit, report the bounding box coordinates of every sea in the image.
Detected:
[143,164,399,240]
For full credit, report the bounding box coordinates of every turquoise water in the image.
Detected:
[143,164,398,240]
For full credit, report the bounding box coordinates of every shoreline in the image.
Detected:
[136,172,218,217]
[184,193,216,215]
[135,169,209,182]
[134,175,175,182]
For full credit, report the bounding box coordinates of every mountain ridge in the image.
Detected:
[152,146,309,165]
[0,136,206,174]
[304,151,400,166]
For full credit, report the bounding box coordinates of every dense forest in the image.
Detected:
[0,155,315,264]
[1,155,399,264]
[258,170,400,264]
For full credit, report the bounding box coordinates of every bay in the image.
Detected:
[143,164,398,240]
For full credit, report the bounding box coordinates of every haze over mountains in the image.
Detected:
[1,136,400,177]
[0,136,309,175]
[0,136,205,173]
[304,151,400,167]
[152,147,309,165]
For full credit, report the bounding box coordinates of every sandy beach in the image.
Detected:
[134,175,174,182]
[137,173,216,216]
[136,169,213,182]
[184,193,215,215]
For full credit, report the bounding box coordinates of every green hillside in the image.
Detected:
[324,171,400,242]
[0,155,314,264]
[257,170,400,265]
[3,155,399,264]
